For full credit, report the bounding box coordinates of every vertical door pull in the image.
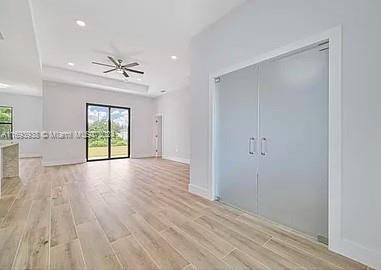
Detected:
[249,137,256,155]
[249,137,255,155]
[261,137,267,156]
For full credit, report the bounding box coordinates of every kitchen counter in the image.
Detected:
[0,142,19,197]
[0,142,19,148]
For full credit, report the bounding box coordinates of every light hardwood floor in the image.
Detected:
[0,158,370,270]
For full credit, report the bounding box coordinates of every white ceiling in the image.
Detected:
[28,0,246,96]
[0,0,42,96]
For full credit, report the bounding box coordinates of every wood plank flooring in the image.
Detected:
[0,158,370,270]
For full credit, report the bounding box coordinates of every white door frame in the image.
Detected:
[154,113,164,157]
[208,26,342,253]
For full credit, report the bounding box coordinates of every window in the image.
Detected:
[0,106,13,140]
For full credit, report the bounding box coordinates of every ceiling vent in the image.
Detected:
[0,32,4,40]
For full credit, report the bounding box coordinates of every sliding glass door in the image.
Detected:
[111,107,130,158]
[86,104,130,161]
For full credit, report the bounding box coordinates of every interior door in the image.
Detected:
[154,116,162,157]
[258,46,329,238]
[215,64,259,213]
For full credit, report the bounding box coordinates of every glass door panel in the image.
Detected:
[258,47,329,238]
[111,108,130,158]
[216,64,259,213]
[87,105,110,160]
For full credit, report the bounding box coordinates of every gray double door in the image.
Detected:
[216,46,328,239]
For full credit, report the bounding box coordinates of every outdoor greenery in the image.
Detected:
[0,107,12,123]
[88,120,127,147]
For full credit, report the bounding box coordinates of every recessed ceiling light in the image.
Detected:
[0,83,10,88]
[68,62,75,66]
[171,55,177,60]
[76,20,86,27]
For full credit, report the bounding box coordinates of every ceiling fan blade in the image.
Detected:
[92,62,115,68]
[122,62,139,68]
[104,68,117,73]
[123,71,130,78]
[124,68,144,75]
[108,56,119,66]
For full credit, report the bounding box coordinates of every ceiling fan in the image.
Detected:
[92,56,144,78]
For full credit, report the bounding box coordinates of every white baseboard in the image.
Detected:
[331,238,381,269]
[42,158,86,167]
[131,154,155,159]
[162,155,190,164]
[20,154,42,158]
[188,184,210,200]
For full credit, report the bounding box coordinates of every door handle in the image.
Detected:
[249,137,256,155]
[261,137,267,156]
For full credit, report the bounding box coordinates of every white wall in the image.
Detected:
[42,81,154,165]
[153,87,190,163]
[189,0,381,268]
[0,93,42,157]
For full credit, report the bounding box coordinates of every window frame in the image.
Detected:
[0,106,13,140]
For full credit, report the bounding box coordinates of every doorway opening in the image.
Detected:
[154,114,163,157]
[86,103,130,161]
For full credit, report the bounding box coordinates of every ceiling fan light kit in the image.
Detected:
[92,56,144,79]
